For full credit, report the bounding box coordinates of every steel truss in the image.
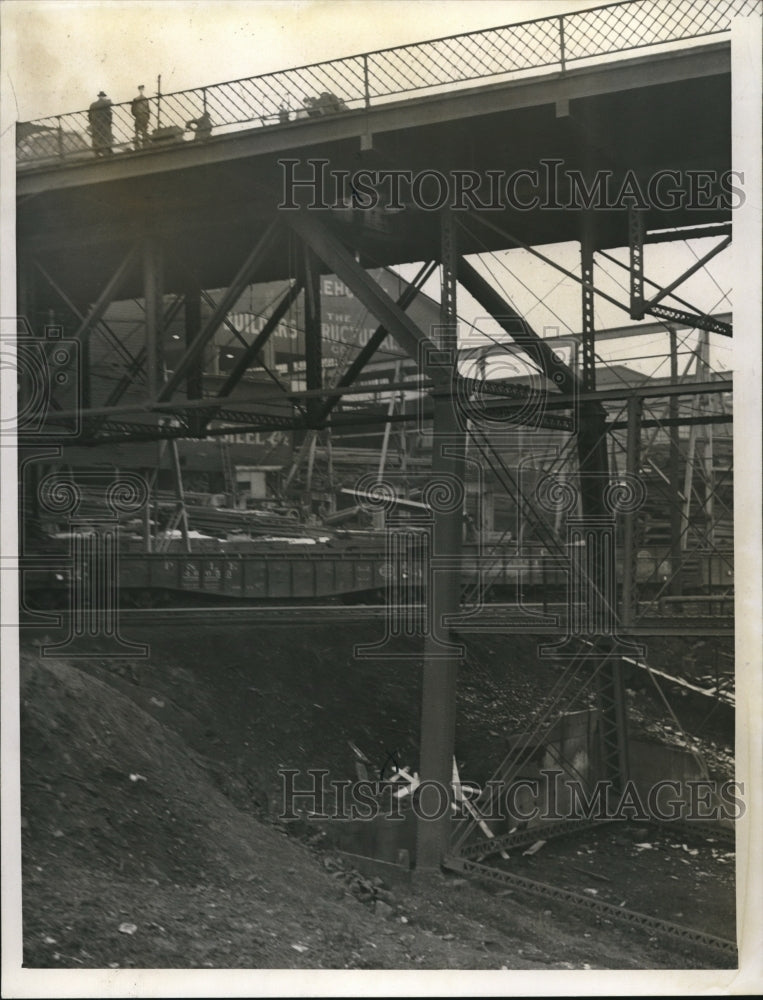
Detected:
[18,150,735,873]
[628,209,732,336]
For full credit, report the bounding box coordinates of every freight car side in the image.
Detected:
[118,550,389,604]
[20,541,733,609]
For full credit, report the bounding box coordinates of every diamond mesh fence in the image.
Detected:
[16,0,761,167]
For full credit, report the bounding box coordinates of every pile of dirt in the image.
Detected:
[21,652,481,970]
[21,654,269,884]
[18,622,735,970]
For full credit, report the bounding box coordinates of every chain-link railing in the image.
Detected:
[16,0,760,168]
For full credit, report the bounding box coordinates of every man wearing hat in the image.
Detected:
[88,91,113,156]
[131,85,150,149]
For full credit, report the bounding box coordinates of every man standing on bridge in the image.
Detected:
[88,91,113,157]
[130,84,151,149]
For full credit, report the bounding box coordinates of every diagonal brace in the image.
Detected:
[216,279,304,398]
[72,245,139,343]
[103,296,185,409]
[286,212,448,387]
[648,305,732,337]
[645,236,731,309]
[456,257,580,397]
[319,260,437,421]
[34,259,142,374]
[158,219,279,401]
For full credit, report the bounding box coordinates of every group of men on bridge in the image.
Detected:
[87,86,212,156]
[85,81,351,158]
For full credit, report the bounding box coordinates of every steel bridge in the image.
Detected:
[15,0,755,871]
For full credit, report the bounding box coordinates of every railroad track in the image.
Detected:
[19,601,734,634]
[449,816,736,960]
[122,605,390,625]
[19,601,567,627]
[18,604,392,627]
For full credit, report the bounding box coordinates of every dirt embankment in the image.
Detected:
[18,623,734,970]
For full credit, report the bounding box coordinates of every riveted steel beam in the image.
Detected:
[286,212,448,386]
[456,257,580,397]
[318,260,437,421]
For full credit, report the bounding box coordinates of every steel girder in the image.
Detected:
[628,209,732,336]
[456,257,580,397]
[318,261,438,421]
[286,212,449,387]
[216,280,304,398]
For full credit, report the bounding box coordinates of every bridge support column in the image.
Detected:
[184,275,204,436]
[303,246,323,428]
[416,209,465,871]
[668,328,683,595]
[184,278,202,402]
[143,237,164,400]
[621,396,642,628]
[577,211,629,793]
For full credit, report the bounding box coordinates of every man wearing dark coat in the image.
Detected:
[130,85,150,148]
[88,91,113,156]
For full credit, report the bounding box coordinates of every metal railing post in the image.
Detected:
[363,54,371,108]
[559,15,566,72]
[57,116,64,159]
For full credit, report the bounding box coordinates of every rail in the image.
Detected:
[444,856,737,961]
[16,0,760,168]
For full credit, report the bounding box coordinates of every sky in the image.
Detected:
[2,0,604,122]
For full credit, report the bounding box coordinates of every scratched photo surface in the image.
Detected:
[2,1,761,996]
